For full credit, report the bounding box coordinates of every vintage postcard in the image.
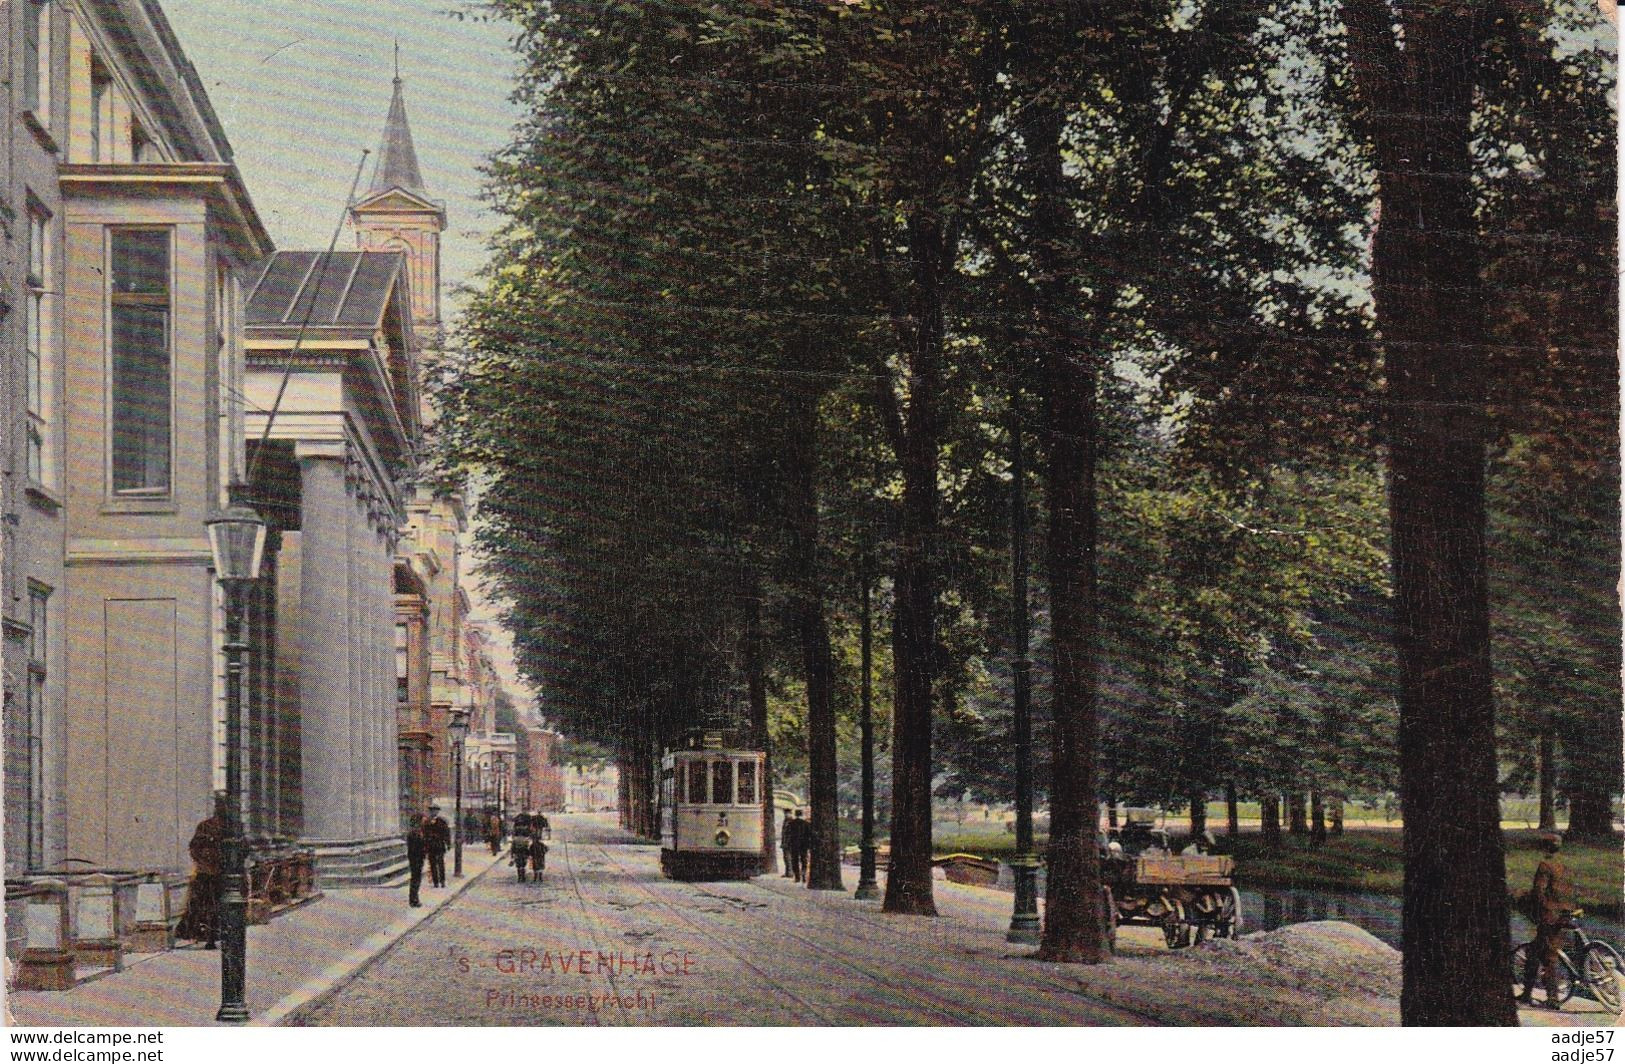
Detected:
[0,0,1619,1045]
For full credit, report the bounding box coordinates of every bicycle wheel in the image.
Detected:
[1512,944,1531,996]
[1514,944,1575,1005]
[1582,942,1623,1014]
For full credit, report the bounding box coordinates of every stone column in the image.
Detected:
[297,449,354,841]
[346,475,366,834]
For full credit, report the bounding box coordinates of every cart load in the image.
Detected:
[1101,826,1242,949]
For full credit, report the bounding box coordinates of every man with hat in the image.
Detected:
[424,805,452,888]
[404,814,428,907]
[1519,833,1574,1009]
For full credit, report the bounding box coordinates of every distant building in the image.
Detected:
[516,722,564,813]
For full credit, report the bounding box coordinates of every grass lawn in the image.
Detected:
[924,825,1622,918]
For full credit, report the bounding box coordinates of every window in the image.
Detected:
[131,121,155,163]
[736,760,757,806]
[25,587,49,867]
[687,760,708,804]
[22,1,49,120]
[90,64,111,161]
[711,760,733,806]
[395,623,410,704]
[24,206,49,484]
[109,229,171,495]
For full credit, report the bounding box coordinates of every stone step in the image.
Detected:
[307,837,409,890]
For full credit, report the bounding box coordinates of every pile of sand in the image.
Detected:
[1061,921,1402,1026]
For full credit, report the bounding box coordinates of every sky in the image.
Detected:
[162,0,537,705]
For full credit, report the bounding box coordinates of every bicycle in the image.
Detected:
[1512,909,1623,1014]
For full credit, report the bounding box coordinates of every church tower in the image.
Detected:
[351,67,447,356]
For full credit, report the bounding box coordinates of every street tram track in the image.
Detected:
[582,839,977,1025]
[575,839,849,1025]
[734,864,1170,1025]
[546,829,638,1026]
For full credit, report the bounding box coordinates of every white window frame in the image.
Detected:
[24,203,52,487]
[106,226,175,499]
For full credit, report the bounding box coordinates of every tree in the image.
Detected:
[1342,0,1514,1027]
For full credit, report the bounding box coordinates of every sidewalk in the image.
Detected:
[6,850,500,1027]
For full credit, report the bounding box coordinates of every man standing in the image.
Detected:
[483,810,501,855]
[424,805,451,888]
[787,808,811,883]
[176,803,224,948]
[781,810,796,878]
[405,815,427,908]
[1520,834,1574,1009]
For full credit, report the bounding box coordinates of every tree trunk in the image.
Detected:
[1310,790,1327,846]
[1032,99,1106,964]
[788,392,845,892]
[1225,782,1240,837]
[1330,795,1345,836]
[883,212,947,918]
[1344,0,1516,1025]
[1106,799,1118,829]
[1566,788,1615,840]
[1537,717,1556,832]
[1188,790,1207,838]
[802,603,845,890]
[1287,792,1307,836]
[745,585,777,874]
[1260,794,1282,848]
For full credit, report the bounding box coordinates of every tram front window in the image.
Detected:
[688,761,708,804]
[712,760,734,805]
[737,761,757,805]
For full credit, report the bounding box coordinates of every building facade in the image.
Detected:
[4,0,274,872]
[243,247,421,862]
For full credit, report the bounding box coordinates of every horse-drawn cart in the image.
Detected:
[1100,813,1242,949]
[1103,851,1242,948]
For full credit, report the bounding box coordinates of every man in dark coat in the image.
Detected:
[405,815,427,907]
[1520,834,1575,1009]
[786,809,811,883]
[781,811,796,878]
[424,805,451,887]
[176,806,223,948]
[528,815,548,882]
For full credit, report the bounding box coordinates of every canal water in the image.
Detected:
[985,865,1624,952]
[1240,885,1625,953]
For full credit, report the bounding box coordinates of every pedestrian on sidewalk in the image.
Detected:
[405,815,427,907]
[486,811,503,856]
[175,801,223,949]
[787,809,811,883]
[424,805,451,888]
[781,810,795,878]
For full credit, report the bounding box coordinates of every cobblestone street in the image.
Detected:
[291,814,1150,1026]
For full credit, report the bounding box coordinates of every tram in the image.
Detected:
[659,729,766,880]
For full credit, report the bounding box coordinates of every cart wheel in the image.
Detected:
[1226,887,1243,938]
[1163,901,1189,949]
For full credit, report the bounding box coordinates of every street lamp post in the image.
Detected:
[854,560,880,901]
[449,708,469,878]
[205,489,267,1023]
[1007,394,1040,945]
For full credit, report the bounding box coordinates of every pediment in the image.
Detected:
[353,186,442,214]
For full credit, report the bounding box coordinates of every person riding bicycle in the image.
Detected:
[1520,833,1575,1009]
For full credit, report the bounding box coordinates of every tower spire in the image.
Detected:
[369,54,427,197]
